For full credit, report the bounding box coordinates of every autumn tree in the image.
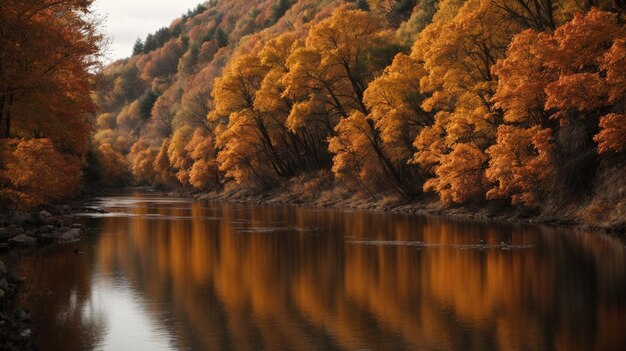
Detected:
[0,0,103,209]
[363,53,432,180]
[0,0,102,142]
[411,0,522,203]
[424,143,488,204]
[531,10,623,186]
[0,139,82,209]
[491,8,626,203]
[368,0,419,25]
[212,52,299,184]
[282,9,411,194]
[96,143,130,185]
[139,39,186,82]
[129,140,159,185]
[142,84,183,142]
[485,126,554,206]
[167,125,196,185]
[595,38,626,153]
[492,29,556,128]
[329,50,433,196]
[395,0,438,44]
[154,138,178,187]
[186,128,220,189]
[255,32,331,173]
[328,111,395,196]
[283,9,396,130]
[492,0,558,31]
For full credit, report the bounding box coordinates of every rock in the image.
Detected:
[58,232,77,242]
[44,217,64,227]
[0,288,4,299]
[62,204,72,212]
[0,278,8,290]
[9,234,37,246]
[38,225,54,234]
[38,210,52,221]
[40,232,60,239]
[0,260,6,275]
[71,223,82,229]
[0,225,25,239]
[37,233,57,243]
[15,308,31,322]
[57,226,70,233]
[11,212,32,226]
[20,329,32,338]
[69,228,81,238]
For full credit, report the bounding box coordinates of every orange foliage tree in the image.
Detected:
[491,8,626,204]
[411,0,522,203]
[0,0,103,209]
[0,139,81,209]
[486,126,554,206]
[0,0,102,144]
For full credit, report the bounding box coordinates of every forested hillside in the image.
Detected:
[87,0,626,230]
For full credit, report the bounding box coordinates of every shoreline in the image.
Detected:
[146,185,624,236]
[0,201,97,350]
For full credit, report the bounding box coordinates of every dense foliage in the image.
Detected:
[5,0,624,226]
[90,0,626,226]
[0,0,103,209]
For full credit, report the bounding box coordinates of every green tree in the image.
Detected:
[132,38,144,56]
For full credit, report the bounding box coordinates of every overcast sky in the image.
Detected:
[93,0,204,62]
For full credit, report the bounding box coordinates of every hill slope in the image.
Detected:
[90,0,626,231]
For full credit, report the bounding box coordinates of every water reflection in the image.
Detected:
[9,192,626,350]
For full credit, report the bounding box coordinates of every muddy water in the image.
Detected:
[8,191,626,350]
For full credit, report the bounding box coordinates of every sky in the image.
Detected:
[92,0,204,62]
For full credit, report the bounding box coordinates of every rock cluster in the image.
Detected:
[0,259,34,350]
[0,205,85,249]
[0,204,99,350]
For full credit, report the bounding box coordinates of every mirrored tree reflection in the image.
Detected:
[10,194,626,350]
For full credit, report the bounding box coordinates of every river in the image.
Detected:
[6,190,626,350]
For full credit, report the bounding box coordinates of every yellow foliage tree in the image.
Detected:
[328,111,395,195]
[185,128,220,189]
[283,9,394,130]
[97,143,129,185]
[424,143,487,204]
[167,125,196,185]
[129,140,158,185]
[213,53,294,184]
[412,0,523,202]
[364,53,432,167]
[154,138,177,187]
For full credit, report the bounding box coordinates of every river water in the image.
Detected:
[7,191,626,350]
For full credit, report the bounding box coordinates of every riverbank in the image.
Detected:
[185,174,624,235]
[0,202,102,350]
